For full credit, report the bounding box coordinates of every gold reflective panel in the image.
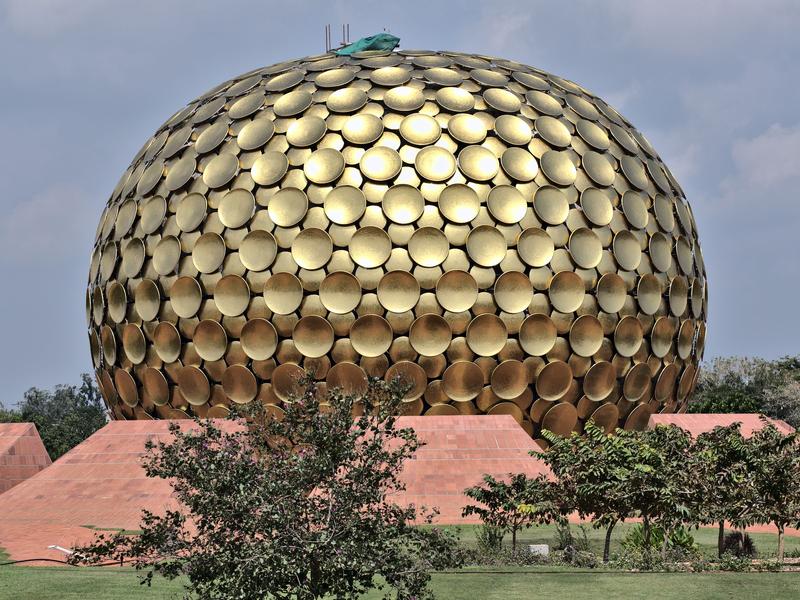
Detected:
[87,50,705,430]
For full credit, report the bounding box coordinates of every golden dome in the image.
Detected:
[86,49,707,439]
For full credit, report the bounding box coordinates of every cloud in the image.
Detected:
[730,123,800,187]
[3,0,107,37]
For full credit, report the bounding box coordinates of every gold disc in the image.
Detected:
[195,121,229,154]
[490,359,528,399]
[251,151,289,186]
[134,279,160,321]
[541,402,578,437]
[519,314,557,356]
[153,321,181,363]
[382,184,424,224]
[268,187,308,227]
[409,227,448,267]
[194,319,228,361]
[488,401,524,423]
[569,314,603,357]
[487,185,527,224]
[409,314,452,356]
[582,151,615,187]
[435,87,475,112]
[218,188,255,229]
[624,403,653,431]
[237,119,275,151]
[114,368,138,407]
[326,362,368,397]
[535,116,571,147]
[549,271,585,313]
[614,316,644,357]
[426,403,459,416]
[500,147,539,182]
[568,228,602,269]
[494,271,533,313]
[458,145,499,181]
[536,361,573,401]
[273,89,313,117]
[239,230,277,271]
[613,230,642,271]
[360,146,402,181]
[580,187,613,226]
[177,366,211,406]
[466,314,507,356]
[384,86,425,111]
[169,277,203,319]
[350,314,393,357]
[272,363,306,402]
[495,114,533,146]
[292,228,332,270]
[326,87,368,113]
[349,226,391,267]
[286,116,328,147]
[320,271,362,314]
[342,114,384,145]
[176,193,207,232]
[637,274,662,315]
[588,403,619,434]
[414,146,457,182]
[264,272,303,314]
[540,151,577,186]
[219,365,257,405]
[293,315,334,358]
[584,361,617,401]
[442,360,484,401]
[448,114,487,144]
[435,270,478,312]
[623,362,651,401]
[193,232,226,273]
[596,273,627,313]
[214,275,250,317]
[240,318,278,360]
[399,113,441,145]
[304,148,345,184]
[518,228,555,267]
[466,225,507,267]
[438,183,480,224]
[324,185,366,225]
[203,153,239,188]
[142,368,169,406]
[654,363,679,401]
[153,235,181,275]
[534,186,569,225]
[121,323,146,364]
[385,361,427,401]
[651,317,675,358]
[378,270,420,312]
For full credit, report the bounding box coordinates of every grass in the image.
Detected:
[1,525,798,599]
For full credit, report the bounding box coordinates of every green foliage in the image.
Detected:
[0,373,106,460]
[70,377,460,600]
[622,523,697,553]
[462,473,561,550]
[552,523,591,553]
[722,532,757,558]
[474,524,505,553]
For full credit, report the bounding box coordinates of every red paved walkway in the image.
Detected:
[0,423,51,494]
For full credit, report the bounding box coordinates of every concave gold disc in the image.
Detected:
[435,87,475,112]
[292,228,332,270]
[541,402,578,437]
[623,362,651,401]
[264,272,303,314]
[582,151,615,187]
[342,113,384,145]
[518,227,555,267]
[535,116,571,148]
[654,363,679,401]
[286,116,328,147]
[153,321,181,363]
[114,368,138,407]
[540,151,577,186]
[349,226,391,268]
[399,113,441,145]
[272,363,306,402]
[568,228,602,269]
[613,230,642,271]
[409,314,452,356]
[651,316,675,358]
[239,230,277,271]
[580,187,613,226]
[326,87,368,113]
[218,188,255,228]
[134,279,160,321]
[490,359,528,399]
[385,361,427,401]
[378,270,420,312]
[519,313,557,356]
[326,362,368,397]
[495,114,532,146]
[304,148,345,184]
[214,275,250,317]
[251,151,289,186]
[442,360,484,401]
[637,274,662,315]
[320,271,362,314]
[448,114,487,145]
[194,319,228,361]
[293,315,334,358]
[596,273,627,313]
[569,314,603,357]
[350,314,393,357]
[107,281,127,323]
[384,86,425,111]
[268,187,308,227]
[203,153,239,189]
[121,323,146,364]
[614,316,644,357]
[466,314,507,357]
[466,225,507,267]
[487,185,526,224]
[435,270,478,312]
[237,119,275,151]
[409,227,448,267]
[494,271,533,313]
[177,366,210,405]
[193,232,226,274]
[222,365,258,404]
[383,184,424,224]
[176,193,207,232]
[488,401,524,423]
[360,146,402,182]
[426,403,459,416]
[583,361,617,401]
[533,186,569,225]
[142,368,169,406]
[624,403,653,431]
[414,146,457,182]
[324,185,366,225]
[458,145,499,182]
[588,403,619,434]
[438,183,480,224]
[548,271,585,313]
[240,318,278,360]
[536,361,573,401]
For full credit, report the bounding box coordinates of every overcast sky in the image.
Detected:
[1,0,798,404]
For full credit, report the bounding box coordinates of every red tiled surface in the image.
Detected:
[0,423,51,494]
[0,415,795,563]
[650,413,795,437]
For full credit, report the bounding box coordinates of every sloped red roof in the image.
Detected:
[650,413,795,437]
[0,423,51,494]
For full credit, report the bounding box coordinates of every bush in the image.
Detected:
[722,531,757,558]
[622,523,697,554]
[474,524,504,554]
[717,551,752,572]
[552,523,591,552]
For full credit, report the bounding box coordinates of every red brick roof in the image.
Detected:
[0,423,51,494]
[650,413,795,437]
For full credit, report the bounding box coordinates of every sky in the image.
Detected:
[0,0,798,405]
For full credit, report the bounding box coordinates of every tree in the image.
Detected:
[70,377,460,599]
[462,473,560,551]
[541,423,641,562]
[748,422,800,561]
[0,373,107,460]
[691,423,757,557]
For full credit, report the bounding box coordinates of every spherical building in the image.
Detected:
[86,49,707,439]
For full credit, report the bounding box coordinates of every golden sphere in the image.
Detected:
[86,49,707,436]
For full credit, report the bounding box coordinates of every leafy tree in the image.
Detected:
[748,422,800,561]
[540,422,640,562]
[0,373,106,460]
[462,473,560,551]
[691,423,757,557]
[71,377,460,599]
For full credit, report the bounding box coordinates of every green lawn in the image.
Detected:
[1,525,798,600]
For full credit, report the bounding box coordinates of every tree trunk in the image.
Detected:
[643,516,651,548]
[603,521,616,563]
[777,525,785,562]
[512,526,517,551]
[661,526,670,561]
[718,520,725,558]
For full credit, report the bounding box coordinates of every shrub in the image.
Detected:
[474,523,504,554]
[722,531,757,558]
